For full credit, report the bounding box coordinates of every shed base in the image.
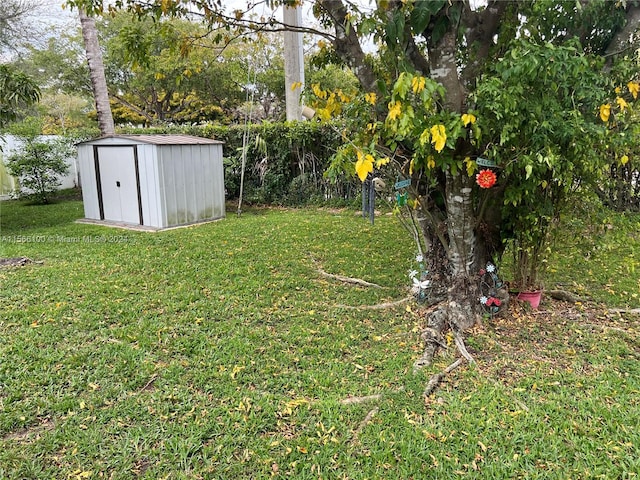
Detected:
[76,217,224,232]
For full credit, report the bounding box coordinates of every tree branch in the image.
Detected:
[317,0,380,95]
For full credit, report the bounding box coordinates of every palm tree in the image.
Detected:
[79,9,114,136]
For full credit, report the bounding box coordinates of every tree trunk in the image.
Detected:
[317,0,381,95]
[604,4,640,70]
[79,9,115,136]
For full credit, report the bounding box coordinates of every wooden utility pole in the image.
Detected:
[283,4,305,121]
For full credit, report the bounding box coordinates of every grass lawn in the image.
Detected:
[1,198,639,479]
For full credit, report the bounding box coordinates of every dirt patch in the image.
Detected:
[0,257,42,268]
[3,418,54,442]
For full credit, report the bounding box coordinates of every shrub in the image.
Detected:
[6,136,74,204]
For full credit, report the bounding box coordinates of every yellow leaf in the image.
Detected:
[409,158,415,175]
[337,89,351,103]
[541,179,548,189]
[375,157,390,168]
[365,92,377,105]
[419,128,430,146]
[616,96,628,111]
[411,75,426,94]
[355,151,374,182]
[599,103,611,122]
[387,101,402,121]
[430,124,447,153]
[628,81,639,99]
[461,113,476,126]
[465,156,476,176]
[312,83,327,100]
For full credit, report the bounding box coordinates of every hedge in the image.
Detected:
[118,121,361,207]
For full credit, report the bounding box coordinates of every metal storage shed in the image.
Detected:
[77,134,225,230]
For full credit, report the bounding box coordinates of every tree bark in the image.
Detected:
[604,4,640,70]
[79,9,115,136]
[317,0,380,95]
[429,27,465,113]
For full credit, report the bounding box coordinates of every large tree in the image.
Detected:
[79,8,115,135]
[64,0,640,365]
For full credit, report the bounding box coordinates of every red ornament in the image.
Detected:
[476,169,497,189]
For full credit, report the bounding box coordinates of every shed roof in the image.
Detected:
[78,134,224,146]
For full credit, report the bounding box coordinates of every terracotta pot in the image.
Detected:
[516,290,542,309]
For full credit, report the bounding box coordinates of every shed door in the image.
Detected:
[96,146,142,224]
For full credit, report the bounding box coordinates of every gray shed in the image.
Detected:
[77,134,225,229]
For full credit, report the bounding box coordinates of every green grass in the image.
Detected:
[1,198,639,479]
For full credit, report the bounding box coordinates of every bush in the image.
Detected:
[5,136,74,204]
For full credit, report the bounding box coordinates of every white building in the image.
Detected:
[77,134,225,230]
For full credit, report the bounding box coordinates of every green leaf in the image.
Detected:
[525,164,533,179]
[409,2,431,34]
[430,16,449,45]
[426,0,446,16]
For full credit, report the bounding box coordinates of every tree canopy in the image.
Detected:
[0,64,41,129]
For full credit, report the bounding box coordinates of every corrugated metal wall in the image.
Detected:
[158,144,225,228]
[77,136,224,229]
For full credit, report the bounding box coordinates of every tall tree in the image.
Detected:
[79,8,114,135]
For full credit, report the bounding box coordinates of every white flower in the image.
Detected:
[408,269,419,279]
[479,296,488,305]
[415,254,424,263]
[486,263,496,273]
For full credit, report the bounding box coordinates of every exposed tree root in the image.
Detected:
[339,394,382,405]
[2,418,54,442]
[546,289,583,303]
[350,407,379,445]
[423,358,465,397]
[453,330,475,364]
[316,268,383,289]
[413,306,447,372]
[606,308,640,315]
[137,374,158,393]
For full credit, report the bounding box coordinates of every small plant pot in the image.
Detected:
[516,290,543,309]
